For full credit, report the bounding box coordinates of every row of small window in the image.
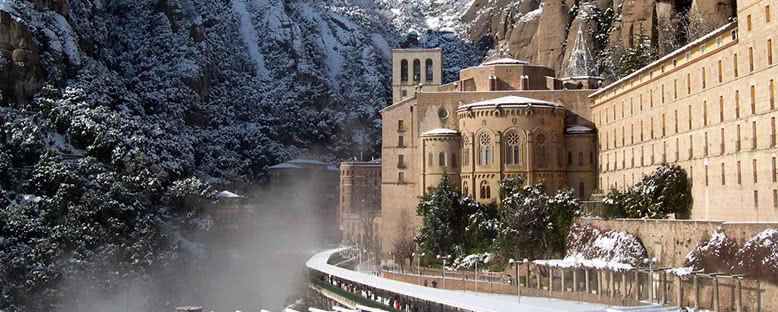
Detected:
[602,119,778,171]
[600,41,775,126]
[601,80,776,151]
[399,59,434,82]
[462,181,493,200]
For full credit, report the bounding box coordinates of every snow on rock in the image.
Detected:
[737,228,778,283]
[231,0,269,80]
[667,267,695,277]
[452,252,493,270]
[556,223,648,271]
[684,227,740,273]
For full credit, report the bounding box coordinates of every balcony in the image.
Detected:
[397,162,406,169]
[397,127,406,133]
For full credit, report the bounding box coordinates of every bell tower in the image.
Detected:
[391,48,443,104]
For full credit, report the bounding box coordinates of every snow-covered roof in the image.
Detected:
[216,190,245,198]
[590,22,737,98]
[457,96,560,111]
[368,158,381,163]
[480,57,528,66]
[269,163,304,169]
[421,128,459,137]
[288,159,327,165]
[566,125,594,134]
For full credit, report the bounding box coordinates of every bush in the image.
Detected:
[601,163,692,219]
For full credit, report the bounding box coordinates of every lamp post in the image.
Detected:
[437,254,450,289]
[475,256,479,294]
[644,257,657,303]
[412,252,425,285]
[509,258,520,303]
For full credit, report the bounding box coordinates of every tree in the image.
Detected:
[601,163,692,219]
[392,210,416,273]
[415,174,483,258]
[358,184,381,261]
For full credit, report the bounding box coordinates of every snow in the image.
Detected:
[518,5,543,23]
[480,57,528,66]
[370,33,391,59]
[534,257,634,272]
[288,159,328,165]
[566,125,594,134]
[215,190,244,198]
[457,96,559,111]
[308,248,613,312]
[269,163,304,169]
[421,128,459,136]
[667,267,695,276]
[231,0,269,80]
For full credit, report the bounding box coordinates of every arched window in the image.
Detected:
[505,132,521,165]
[451,153,457,168]
[479,181,491,199]
[479,133,491,165]
[425,59,433,81]
[439,152,446,167]
[463,136,471,166]
[463,181,469,196]
[428,152,434,167]
[413,59,421,81]
[401,59,409,82]
[535,133,546,167]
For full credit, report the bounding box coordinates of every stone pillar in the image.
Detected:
[585,270,590,294]
[634,270,640,301]
[609,270,614,298]
[736,278,742,312]
[561,269,566,292]
[622,272,627,299]
[548,266,553,295]
[677,275,684,307]
[662,271,667,304]
[573,269,578,293]
[713,276,720,312]
[537,266,541,289]
[597,270,603,297]
[693,275,700,308]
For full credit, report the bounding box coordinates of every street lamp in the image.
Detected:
[412,252,425,285]
[643,257,658,303]
[509,258,529,303]
[437,254,451,289]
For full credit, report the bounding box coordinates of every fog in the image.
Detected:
[62,167,337,312]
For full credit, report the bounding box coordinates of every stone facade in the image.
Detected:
[338,160,381,246]
[380,54,599,253]
[592,0,778,221]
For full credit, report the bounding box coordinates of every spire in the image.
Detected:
[564,24,596,78]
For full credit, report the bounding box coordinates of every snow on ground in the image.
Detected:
[308,248,619,312]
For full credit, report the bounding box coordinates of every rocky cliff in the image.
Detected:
[462,0,737,80]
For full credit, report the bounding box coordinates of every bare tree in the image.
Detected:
[392,210,416,273]
[357,184,381,263]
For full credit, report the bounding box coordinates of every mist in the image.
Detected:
[60,164,338,312]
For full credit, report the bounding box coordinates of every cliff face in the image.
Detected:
[462,0,737,79]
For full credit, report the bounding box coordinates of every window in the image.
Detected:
[705,164,710,186]
[720,96,725,122]
[689,105,693,129]
[398,135,404,147]
[579,182,585,199]
[463,181,469,196]
[402,89,407,97]
[751,85,756,114]
[721,128,726,154]
[413,59,421,81]
[704,100,708,126]
[505,132,521,165]
[722,162,726,185]
[400,59,409,81]
[479,181,491,199]
[439,152,446,167]
[674,79,678,99]
[771,79,775,110]
[651,117,655,139]
[452,154,457,168]
[770,117,775,147]
[662,85,665,104]
[662,113,666,137]
[690,135,694,159]
[479,133,491,166]
[535,134,547,168]
[754,159,759,183]
[753,121,758,149]
[398,172,405,183]
[687,73,692,94]
[675,138,680,161]
[718,60,723,83]
[768,5,772,23]
[769,39,774,65]
[568,152,573,165]
[736,90,741,119]
[774,157,777,182]
[425,59,433,81]
[748,14,753,31]
[774,190,777,209]
[702,67,707,88]
[579,152,584,165]
[398,154,405,168]
[734,54,739,77]
[590,152,593,164]
[755,191,760,208]
[428,152,434,167]
[738,160,742,184]
[749,47,754,72]
[705,132,709,156]
[737,124,742,151]
[640,120,644,141]
[398,120,404,131]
